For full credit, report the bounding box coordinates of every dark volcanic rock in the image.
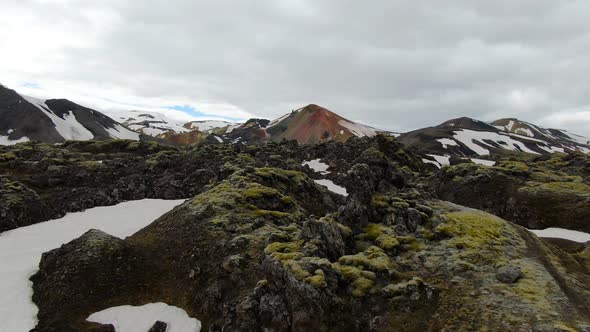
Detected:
[496,265,523,283]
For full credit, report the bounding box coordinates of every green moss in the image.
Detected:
[250,208,291,218]
[351,277,374,297]
[332,263,362,280]
[264,240,303,255]
[305,269,327,288]
[372,194,390,209]
[497,161,529,172]
[282,259,310,280]
[397,236,424,251]
[0,152,17,162]
[338,246,392,271]
[237,153,255,165]
[435,211,509,249]
[364,224,386,240]
[529,170,583,183]
[271,252,304,261]
[243,184,280,199]
[376,234,400,250]
[525,181,590,194]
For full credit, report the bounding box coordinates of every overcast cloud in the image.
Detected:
[2,0,590,136]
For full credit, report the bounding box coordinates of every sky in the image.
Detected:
[1,0,590,136]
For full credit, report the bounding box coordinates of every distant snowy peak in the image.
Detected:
[438,117,497,131]
[184,120,239,133]
[490,118,589,152]
[0,86,138,145]
[399,116,590,161]
[111,110,190,137]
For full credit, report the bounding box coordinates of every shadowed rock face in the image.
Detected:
[21,136,590,331]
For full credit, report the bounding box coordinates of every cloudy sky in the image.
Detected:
[2,0,590,136]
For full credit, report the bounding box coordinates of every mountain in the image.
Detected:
[213,104,385,145]
[491,118,590,147]
[398,116,590,167]
[265,104,381,144]
[184,120,240,133]
[110,110,191,137]
[0,86,138,145]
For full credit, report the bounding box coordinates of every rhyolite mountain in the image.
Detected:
[1,135,588,331]
[0,85,139,145]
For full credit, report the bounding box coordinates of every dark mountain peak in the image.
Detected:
[437,117,497,131]
[241,118,270,129]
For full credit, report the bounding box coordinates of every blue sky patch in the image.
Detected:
[165,105,243,122]
[21,82,41,89]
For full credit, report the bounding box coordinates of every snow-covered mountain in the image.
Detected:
[491,118,590,148]
[108,110,240,144]
[0,86,138,145]
[398,116,590,168]
[184,120,240,133]
[108,110,191,137]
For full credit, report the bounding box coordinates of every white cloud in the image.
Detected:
[1,0,590,136]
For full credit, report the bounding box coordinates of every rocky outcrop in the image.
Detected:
[30,166,590,331]
[433,154,590,232]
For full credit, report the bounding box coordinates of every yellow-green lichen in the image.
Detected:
[338,246,392,271]
[305,269,327,288]
[435,211,510,249]
[351,277,375,297]
[264,240,303,255]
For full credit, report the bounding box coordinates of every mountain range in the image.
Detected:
[2,84,590,331]
[1,84,589,162]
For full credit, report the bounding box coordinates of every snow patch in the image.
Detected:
[267,113,292,128]
[515,127,534,137]
[314,179,348,196]
[436,138,458,149]
[0,199,185,332]
[470,158,495,166]
[452,129,540,156]
[537,145,565,154]
[427,154,450,166]
[187,120,236,132]
[108,110,191,136]
[0,135,29,145]
[528,228,590,243]
[338,120,377,138]
[302,159,330,175]
[7,129,14,134]
[87,302,201,332]
[214,135,223,143]
[105,124,140,140]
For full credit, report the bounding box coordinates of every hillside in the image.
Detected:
[0,86,138,144]
[399,116,590,168]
